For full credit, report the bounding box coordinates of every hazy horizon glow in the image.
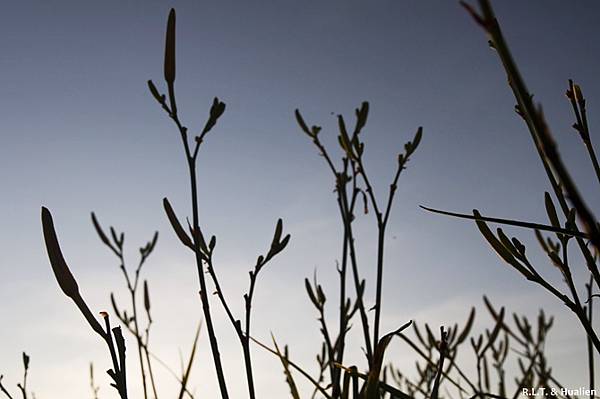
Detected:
[1,1,600,398]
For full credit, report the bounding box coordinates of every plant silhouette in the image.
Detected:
[425,0,599,394]
[19,1,596,399]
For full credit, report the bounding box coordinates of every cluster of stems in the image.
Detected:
[0,353,30,399]
[426,1,600,397]
[41,207,129,398]
[148,9,290,399]
[393,298,569,399]
[33,2,600,398]
[90,212,163,399]
[295,101,422,397]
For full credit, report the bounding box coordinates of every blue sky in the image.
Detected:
[1,1,599,397]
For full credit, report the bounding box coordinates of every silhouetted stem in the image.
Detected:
[143,338,159,399]
[129,289,148,399]
[121,253,149,399]
[102,314,128,399]
[16,359,27,399]
[430,327,448,399]
[251,337,332,399]
[522,256,600,354]
[567,80,600,187]
[333,207,349,398]
[587,275,595,399]
[339,187,373,362]
[148,350,195,399]
[105,232,153,399]
[298,106,418,395]
[188,161,230,399]
[114,319,195,399]
[398,333,473,395]
[330,163,363,398]
[466,0,600,289]
[307,129,374,377]
[205,250,260,399]
[583,140,600,186]
[356,152,404,352]
[459,1,600,363]
[141,289,159,399]
[103,317,120,382]
[510,352,539,399]
[113,327,128,396]
[243,273,259,399]
[90,363,100,399]
[157,79,230,398]
[561,241,582,310]
[373,225,386,350]
[317,305,336,385]
[354,159,385,350]
[0,379,14,399]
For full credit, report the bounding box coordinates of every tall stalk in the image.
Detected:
[148,9,289,398]
[296,103,421,396]
[41,207,129,399]
[425,1,600,393]
[91,212,160,399]
[147,9,230,398]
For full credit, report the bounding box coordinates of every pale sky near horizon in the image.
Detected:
[1,1,600,398]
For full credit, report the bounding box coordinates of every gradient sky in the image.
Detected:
[1,1,600,398]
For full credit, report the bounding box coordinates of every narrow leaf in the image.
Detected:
[420,205,587,238]
[177,323,201,399]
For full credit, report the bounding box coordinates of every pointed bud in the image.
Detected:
[164,9,176,83]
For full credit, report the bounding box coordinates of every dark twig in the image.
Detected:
[42,207,128,399]
[93,213,158,399]
[149,9,229,398]
[0,376,15,399]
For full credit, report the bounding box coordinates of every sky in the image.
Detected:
[1,0,600,398]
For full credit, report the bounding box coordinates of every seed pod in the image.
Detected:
[474,210,530,277]
[91,212,117,254]
[544,192,561,231]
[278,234,291,253]
[294,109,311,136]
[147,80,163,103]
[355,101,369,133]
[143,280,151,314]
[304,278,318,308]
[163,198,194,250]
[43,207,106,338]
[210,97,226,121]
[164,9,176,83]
[22,352,30,371]
[573,84,583,102]
[42,207,80,299]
